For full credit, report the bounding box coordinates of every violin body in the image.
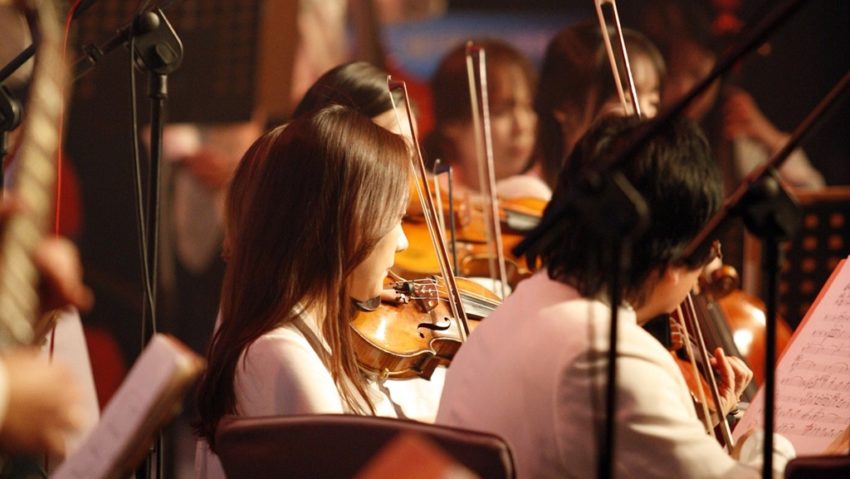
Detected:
[670,351,720,423]
[350,277,497,380]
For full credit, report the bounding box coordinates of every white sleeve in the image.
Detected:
[557,340,765,479]
[495,174,553,201]
[383,366,446,423]
[734,430,796,478]
[234,332,345,416]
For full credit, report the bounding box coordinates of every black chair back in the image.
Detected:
[215,414,515,478]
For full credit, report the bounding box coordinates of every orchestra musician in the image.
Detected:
[638,0,825,190]
[194,105,424,478]
[534,21,665,189]
[423,39,550,201]
[435,115,796,478]
[221,61,445,422]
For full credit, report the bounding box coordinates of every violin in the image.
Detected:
[700,265,793,389]
[396,40,547,291]
[404,177,545,237]
[350,273,499,380]
[395,197,540,289]
[669,293,735,451]
[347,78,477,380]
[664,262,794,451]
[592,2,741,450]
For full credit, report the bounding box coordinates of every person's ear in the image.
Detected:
[661,265,682,287]
[552,108,568,126]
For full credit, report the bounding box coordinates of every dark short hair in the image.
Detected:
[529,115,723,305]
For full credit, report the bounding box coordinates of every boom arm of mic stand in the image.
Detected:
[681,67,850,263]
[73,32,130,81]
[513,0,808,259]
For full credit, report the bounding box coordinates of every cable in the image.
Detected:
[128,24,156,351]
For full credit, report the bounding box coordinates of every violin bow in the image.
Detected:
[387,78,471,340]
[594,0,642,118]
[464,42,509,299]
[673,304,715,434]
[595,0,737,450]
[682,292,736,450]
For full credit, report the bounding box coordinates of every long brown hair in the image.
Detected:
[196,105,411,448]
[223,62,400,261]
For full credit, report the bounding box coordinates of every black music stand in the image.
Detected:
[778,187,850,328]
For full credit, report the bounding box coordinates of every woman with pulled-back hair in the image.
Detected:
[425,38,548,201]
[222,62,407,262]
[194,105,412,478]
[535,21,665,189]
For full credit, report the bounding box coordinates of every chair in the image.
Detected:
[784,455,850,479]
[214,414,515,478]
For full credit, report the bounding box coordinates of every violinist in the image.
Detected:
[194,106,417,478]
[436,116,795,478]
[223,61,446,421]
[534,21,665,189]
[424,39,550,201]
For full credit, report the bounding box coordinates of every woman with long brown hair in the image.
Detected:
[194,104,412,477]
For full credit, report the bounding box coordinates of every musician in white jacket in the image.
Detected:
[437,116,795,478]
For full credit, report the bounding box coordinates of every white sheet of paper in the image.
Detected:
[52,333,198,479]
[733,256,850,455]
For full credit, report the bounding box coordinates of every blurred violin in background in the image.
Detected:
[396,180,542,288]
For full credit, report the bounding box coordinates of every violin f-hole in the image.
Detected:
[417,317,453,338]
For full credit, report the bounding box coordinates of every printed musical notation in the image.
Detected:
[733,257,850,456]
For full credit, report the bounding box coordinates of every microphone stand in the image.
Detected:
[681,67,850,479]
[575,170,648,479]
[126,11,183,479]
[72,8,183,479]
[0,86,22,189]
[1,5,183,478]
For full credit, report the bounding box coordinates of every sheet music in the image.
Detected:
[52,334,202,479]
[733,257,850,455]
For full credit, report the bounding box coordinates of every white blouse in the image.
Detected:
[195,312,444,478]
